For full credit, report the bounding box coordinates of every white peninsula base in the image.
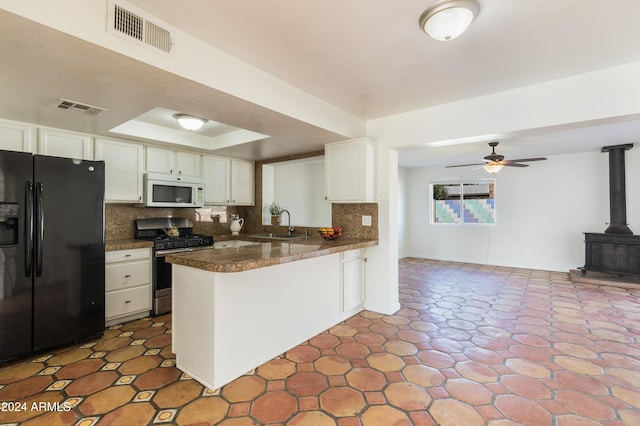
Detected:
[172,251,363,390]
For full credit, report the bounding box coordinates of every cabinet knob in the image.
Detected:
[325,196,328,200]
[124,254,132,258]
[125,300,131,304]
[170,169,173,174]
[124,274,132,278]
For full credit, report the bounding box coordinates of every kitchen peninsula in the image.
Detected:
[166,237,377,390]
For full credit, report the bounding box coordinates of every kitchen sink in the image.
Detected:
[248,233,306,240]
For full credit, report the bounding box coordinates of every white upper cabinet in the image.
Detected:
[325,138,376,202]
[95,138,144,203]
[146,146,201,177]
[230,159,255,205]
[0,119,35,153]
[146,146,173,174]
[202,156,254,205]
[176,151,202,177]
[38,128,93,160]
[202,155,231,204]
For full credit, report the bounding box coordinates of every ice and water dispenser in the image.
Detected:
[0,203,19,246]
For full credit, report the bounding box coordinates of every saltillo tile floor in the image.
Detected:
[1,258,639,425]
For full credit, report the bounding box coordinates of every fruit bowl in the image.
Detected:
[318,226,342,240]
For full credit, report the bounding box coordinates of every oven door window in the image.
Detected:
[152,184,193,204]
[155,255,172,291]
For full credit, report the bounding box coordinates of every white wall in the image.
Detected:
[402,148,640,272]
[273,161,330,227]
[397,165,409,258]
[263,160,331,227]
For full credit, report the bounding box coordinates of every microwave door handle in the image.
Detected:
[25,181,34,277]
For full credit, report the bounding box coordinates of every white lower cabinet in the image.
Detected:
[341,249,366,314]
[105,248,152,325]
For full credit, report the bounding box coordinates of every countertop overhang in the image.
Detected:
[165,237,378,273]
[106,239,154,251]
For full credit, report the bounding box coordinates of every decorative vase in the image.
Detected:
[230,217,244,236]
[271,215,280,226]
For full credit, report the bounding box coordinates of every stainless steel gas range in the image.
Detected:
[135,218,214,315]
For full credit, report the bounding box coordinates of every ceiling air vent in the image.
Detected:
[108,1,173,54]
[55,99,107,116]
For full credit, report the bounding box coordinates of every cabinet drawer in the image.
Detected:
[106,260,150,291]
[106,285,151,319]
[106,248,150,264]
[342,249,364,262]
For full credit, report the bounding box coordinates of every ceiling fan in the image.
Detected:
[445,142,547,173]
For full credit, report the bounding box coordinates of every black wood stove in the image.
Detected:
[581,144,640,278]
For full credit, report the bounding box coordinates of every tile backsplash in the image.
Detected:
[105,204,252,240]
[332,203,378,240]
[105,202,378,241]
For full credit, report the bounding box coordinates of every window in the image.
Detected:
[431,180,495,224]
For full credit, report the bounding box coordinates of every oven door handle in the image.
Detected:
[154,246,213,256]
[155,248,195,257]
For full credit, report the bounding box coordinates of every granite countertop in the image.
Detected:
[165,237,378,273]
[105,239,154,251]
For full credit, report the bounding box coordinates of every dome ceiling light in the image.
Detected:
[419,0,480,41]
[174,113,207,131]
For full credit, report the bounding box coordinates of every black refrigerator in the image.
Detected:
[0,150,105,364]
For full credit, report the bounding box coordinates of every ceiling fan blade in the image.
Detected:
[501,162,529,167]
[504,157,547,163]
[445,162,486,168]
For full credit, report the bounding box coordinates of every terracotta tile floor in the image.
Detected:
[1,258,640,425]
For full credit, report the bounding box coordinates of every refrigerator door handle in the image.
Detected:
[35,182,44,277]
[25,180,34,277]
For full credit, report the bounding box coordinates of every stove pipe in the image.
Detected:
[601,143,634,234]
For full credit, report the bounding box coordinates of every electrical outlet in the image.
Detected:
[362,215,372,226]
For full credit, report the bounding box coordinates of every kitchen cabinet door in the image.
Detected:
[175,151,201,177]
[325,138,376,202]
[0,119,35,152]
[38,128,93,160]
[95,138,144,202]
[203,155,231,204]
[146,146,174,174]
[230,159,255,205]
[341,249,366,314]
[146,146,202,177]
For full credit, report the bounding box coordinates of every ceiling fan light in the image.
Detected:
[419,0,479,41]
[483,163,504,174]
[174,113,207,131]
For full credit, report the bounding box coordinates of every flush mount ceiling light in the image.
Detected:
[174,113,207,131]
[419,0,480,41]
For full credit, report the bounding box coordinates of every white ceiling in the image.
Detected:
[2,1,640,166]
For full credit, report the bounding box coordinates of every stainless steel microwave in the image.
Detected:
[140,173,205,208]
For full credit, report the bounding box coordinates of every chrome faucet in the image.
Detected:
[279,209,295,235]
